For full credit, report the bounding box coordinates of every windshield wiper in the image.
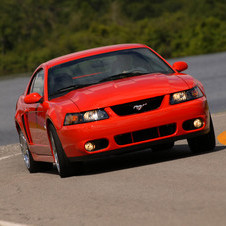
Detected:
[99,71,149,82]
[57,84,86,93]
[49,72,150,97]
[50,84,90,97]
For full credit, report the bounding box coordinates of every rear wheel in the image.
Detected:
[187,115,216,153]
[19,130,52,172]
[151,142,174,151]
[48,124,72,177]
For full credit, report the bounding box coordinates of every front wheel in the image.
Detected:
[187,115,216,153]
[48,124,72,177]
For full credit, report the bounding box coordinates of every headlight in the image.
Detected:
[64,109,109,125]
[170,86,203,105]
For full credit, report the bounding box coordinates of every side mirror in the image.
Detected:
[24,92,42,104]
[173,61,188,72]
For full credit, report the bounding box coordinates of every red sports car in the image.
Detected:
[15,44,215,177]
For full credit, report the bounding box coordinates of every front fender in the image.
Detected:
[46,99,79,131]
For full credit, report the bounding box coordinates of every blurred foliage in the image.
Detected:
[0,0,226,75]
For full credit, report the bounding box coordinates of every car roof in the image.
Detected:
[44,43,147,68]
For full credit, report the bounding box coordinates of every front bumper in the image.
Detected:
[57,96,210,160]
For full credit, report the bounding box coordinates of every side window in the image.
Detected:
[29,70,44,96]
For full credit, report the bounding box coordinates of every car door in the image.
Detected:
[25,69,51,155]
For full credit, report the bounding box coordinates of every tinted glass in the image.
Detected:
[29,70,44,96]
[48,48,173,98]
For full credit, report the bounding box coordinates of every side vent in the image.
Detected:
[21,114,32,143]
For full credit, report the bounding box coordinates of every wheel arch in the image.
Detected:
[15,120,21,133]
[46,118,54,131]
[45,118,60,160]
[46,118,55,148]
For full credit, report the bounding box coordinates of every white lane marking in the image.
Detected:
[0,220,29,226]
[0,153,21,161]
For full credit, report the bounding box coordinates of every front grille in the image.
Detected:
[111,96,164,116]
[114,123,176,145]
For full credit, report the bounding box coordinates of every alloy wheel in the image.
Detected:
[19,132,30,169]
[50,132,60,173]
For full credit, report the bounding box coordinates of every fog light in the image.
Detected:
[85,142,96,152]
[193,119,203,128]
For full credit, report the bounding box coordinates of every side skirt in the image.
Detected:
[31,152,54,163]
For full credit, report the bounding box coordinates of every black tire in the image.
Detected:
[151,142,174,151]
[187,115,216,153]
[48,123,72,177]
[19,130,52,173]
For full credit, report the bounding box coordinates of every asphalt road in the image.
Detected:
[0,51,226,145]
[0,52,226,225]
[0,112,225,226]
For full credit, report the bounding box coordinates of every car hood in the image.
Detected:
[65,73,194,111]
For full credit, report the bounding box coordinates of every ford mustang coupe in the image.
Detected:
[15,44,215,177]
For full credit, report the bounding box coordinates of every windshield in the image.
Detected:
[48,47,174,98]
